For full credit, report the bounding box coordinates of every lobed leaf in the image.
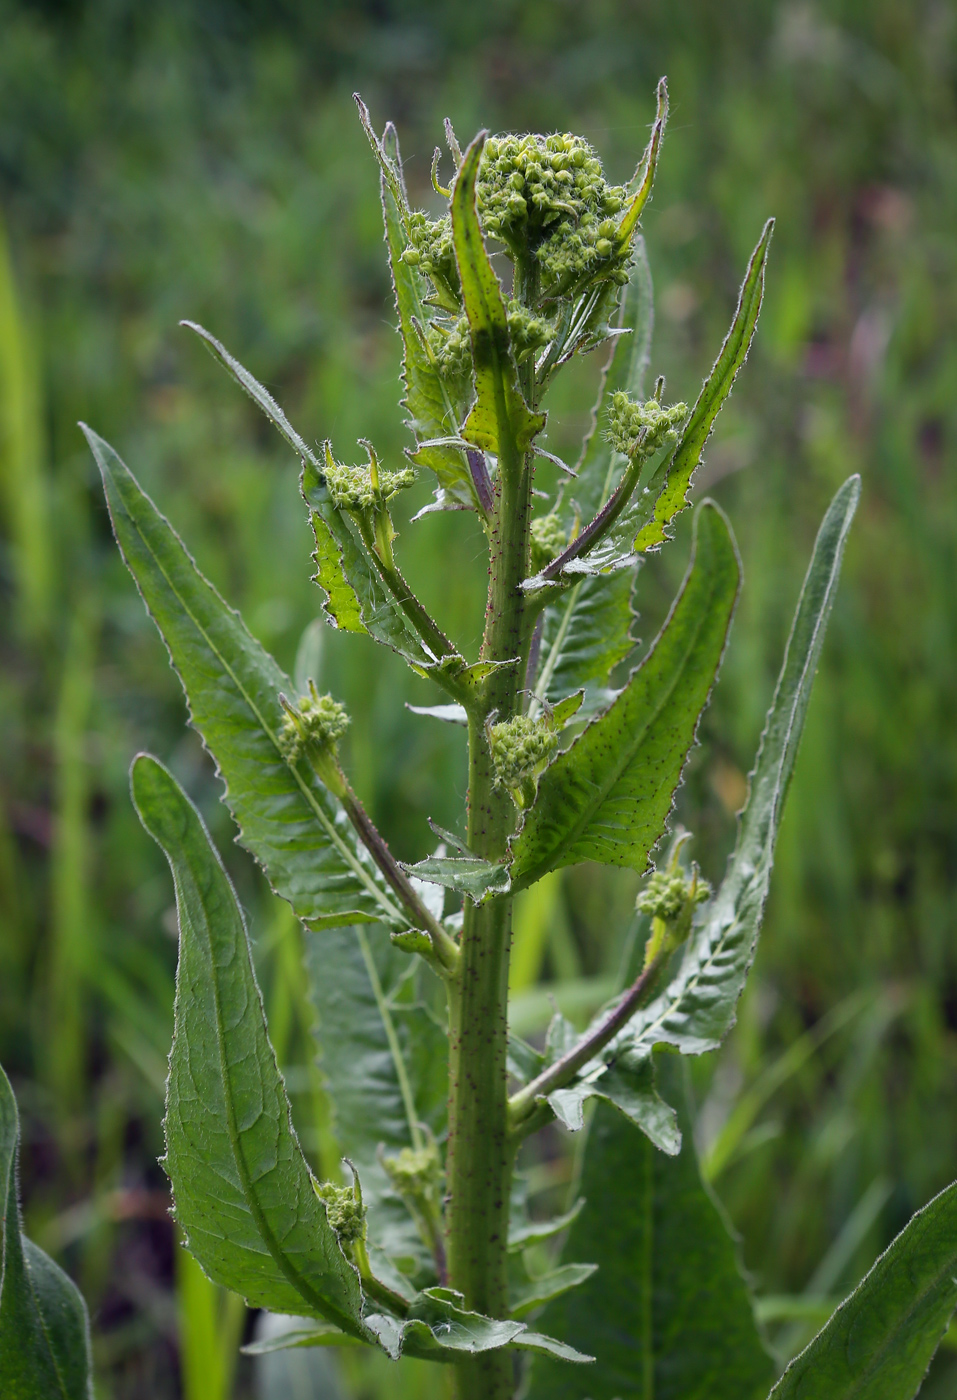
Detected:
[768,1179,957,1400]
[451,134,545,463]
[85,426,407,933]
[618,476,860,1061]
[526,1064,773,1400]
[304,924,448,1274]
[130,754,366,1333]
[0,1064,95,1398]
[379,123,476,511]
[510,501,741,890]
[633,219,773,553]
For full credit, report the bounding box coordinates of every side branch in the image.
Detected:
[540,454,643,581]
[507,949,667,1131]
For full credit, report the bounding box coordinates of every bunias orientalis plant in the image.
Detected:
[6,77,957,1400]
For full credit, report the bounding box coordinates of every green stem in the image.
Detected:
[446,444,534,1400]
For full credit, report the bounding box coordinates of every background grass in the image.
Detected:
[1,0,956,1394]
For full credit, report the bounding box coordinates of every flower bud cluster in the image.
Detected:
[279,685,350,766]
[426,314,472,382]
[530,512,568,573]
[324,457,416,512]
[606,391,688,462]
[489,713,559,809]
[506,300,552,363]
[316,1181,367,1247]
[401,212,460,300]
[636,868,710,924]
[477,133,630,294]
[382,1140,443,1209]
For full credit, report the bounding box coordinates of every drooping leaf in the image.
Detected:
[403,851,511,902]
[526,1065,773,1400]
[546,1057,680,1156]
[85,426,406,934]
[0,1064,94,1398]
[769,1179,957,1400]
[617,476,860,1061]
[451,134,545,464]
[510,501,740,890]
[304,924,448,1273]
[130,755,366,1334]
[633,220,773,553]
[379,123,476,511]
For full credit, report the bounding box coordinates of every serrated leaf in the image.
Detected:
[85,426,406,934]
[304,925,447,1270]
[403,852,511,901]
[634,220,773,553]
[534,572,635,712]
[379,124,476,511]
[129,755,366,1334]
[451,135,545,462]
[526,1064,773,1400]
[511,502,740,890]
[510,1264,598,1321]
[0,1063,95,1398]
[768,1179,957,1400]
[618,476,860,1061]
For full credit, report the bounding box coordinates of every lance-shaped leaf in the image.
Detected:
[451,134,545,464]
[131,755,366,1332]
[85,426,407,934]
[403,851,511,902]
[510,502,740,891]
[526,1066,773,1400]
[0,1064,94,1398]
[633,219,773,553]
[379,123,476,511]
[769,1179,957,1400]
[618,476,860,1061]
[305,924,448,1273]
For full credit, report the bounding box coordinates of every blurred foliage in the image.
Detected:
[0,0,956,1394]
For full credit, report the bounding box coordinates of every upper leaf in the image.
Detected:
[85,426,406,934]
[633,219,773,553]
[451,134,545,463]
[0,1063,95,1399]
[526,1064,773,1400]
[510,501,741,890]
[378,123,477,512]
[131,754,367,1332]
[769,1179,957,1400]
[617,476,860,1060]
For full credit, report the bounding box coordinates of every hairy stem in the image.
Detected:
[446,445,533,1400]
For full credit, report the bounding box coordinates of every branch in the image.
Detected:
[540,453,643,582]
[507,949,667,1131]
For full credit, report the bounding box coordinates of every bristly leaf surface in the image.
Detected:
[85,426,407,934]
[615,476,860,1062]
[526,1065,773,1400]
[510,502,741,890]
[0,1064,95,1398]
[768,1179,957,1400]
[130,755,366,1334]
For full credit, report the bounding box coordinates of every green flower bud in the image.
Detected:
[324,446,415,513]
[315,1179,367,1248]
[605,391,688,462]
[278,681,350,768]
[488,713,559,809]
[637,838,711,969]
[530,512,567,573]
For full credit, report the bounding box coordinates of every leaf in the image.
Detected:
[634,220,773,553]
[304,924,447,1270]
[379,123,476,511]
[407,702,469,725]
[403,852,511,902]
[526,1064,773,1400]
[302,459,441,667]
[508,1200,585,1253]
[85,426,406,934]
[618,476,860,1061]
[546,1057,680,1156]
[451,134,545,462]
[130,754,366,1334]
[0,1063,94,1399]
[769,1179,957,1400]
[242,1320,366,1353]
[534,572,634,712]
[510,1264,598,1321]
[365,1287,593,1365]
[510,501,741,890]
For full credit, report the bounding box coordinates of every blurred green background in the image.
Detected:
[1,0,956,1395]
